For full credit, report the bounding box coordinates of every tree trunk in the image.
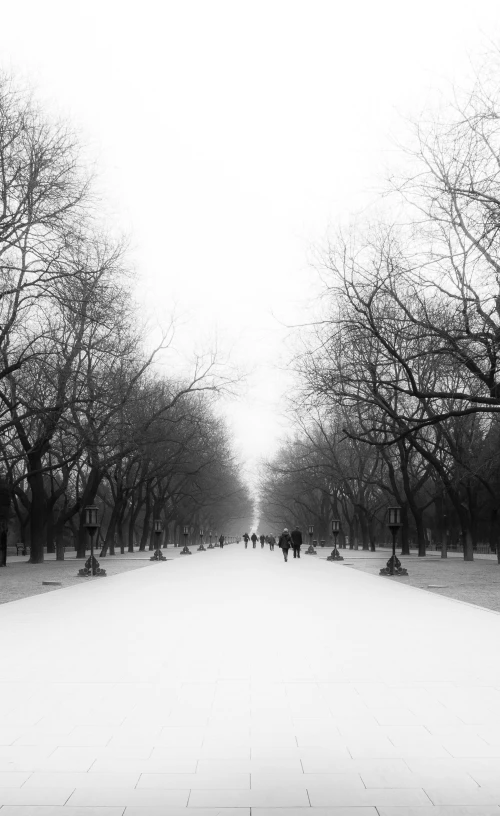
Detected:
[54,519,66,561]
[128,499,140,552]
[101,496,123,557]
[400,504,410,556]
[128,520,135,552]
[116,500,128,555]
[140,493,152,551]
[492,514,500,564]
[414,510,427,557]
[27,456,47,564]
[359,511,370,550]
[0,525,6,567]
[463,527,474,562]
[76,521,87,559]
[46,513,56,554]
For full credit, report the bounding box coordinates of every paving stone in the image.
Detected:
[0,788,75,805]
[253,810,378,816]
[376,807,500,816]
[187,787,310,806]
[67,787,189,806]
[2,547,500,809]
[0,809,125,816]
[125,810,249,816]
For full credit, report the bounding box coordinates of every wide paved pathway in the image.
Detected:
[2,544,500,815]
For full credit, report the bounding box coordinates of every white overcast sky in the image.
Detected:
[0,0,498,477]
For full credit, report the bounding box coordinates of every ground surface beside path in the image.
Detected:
[2,545,500,815]
[0,547,186,605]
[317,546,500,613]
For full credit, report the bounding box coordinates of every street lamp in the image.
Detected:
[379,506,408,577]
[327,518,344,561]
[198,528,206,551]
[208,530,214,549]
[180,525,192,555]
[305,524,317,555]
[150,519,166,561]
[214,531,219,547]
[78,505,106,577]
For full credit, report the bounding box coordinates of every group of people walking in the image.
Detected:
[242,526,303,562]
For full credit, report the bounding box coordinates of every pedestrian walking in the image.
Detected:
[251,533,257,548]
[291,525,303,558]
[243,533,249,548]
[260,534,265,549]
[268,534,276,551]
[219,534,225,548]
[278,528,292,562]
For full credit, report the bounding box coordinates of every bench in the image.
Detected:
[7,543,28,556]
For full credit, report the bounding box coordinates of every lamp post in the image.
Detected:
[180,525,192,555]
[208,530,214,549]
[327,519,344,561]
[305,524,317,555]
[78,506,106,577]
[198,528,206,551]
[379,506,408,577]
[150,519,166,561]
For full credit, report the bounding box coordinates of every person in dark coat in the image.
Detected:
[278,528,292,562]
[219,534,225,548]
[251,533,257,548]
[243,533,249,548]
[291,526,303,558]
[268,534,276,551]
[260,534,265,548]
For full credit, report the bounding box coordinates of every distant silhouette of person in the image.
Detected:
[251,533,257,548]
[291,526,303,558]
[219,534,225,548]
[243,533,249,548]
[279,528,292,562]
[260,534,265,548]
[268,533,276,551]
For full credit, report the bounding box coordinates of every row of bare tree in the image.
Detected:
[260,52,500,561]
[0,76,252,565]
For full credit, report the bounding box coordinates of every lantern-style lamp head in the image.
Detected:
[387,506,401,528]
[308,525,314,535]
[84,505,99,530]
[200,528,204,537]
[154,519,163,535]
[331,519,340,534]
[183,525,189,536]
